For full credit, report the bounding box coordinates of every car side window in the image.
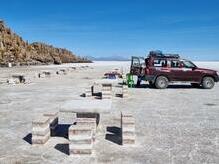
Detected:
[171,60,180,68]
[153,59,167,67]
[181,60,196,68]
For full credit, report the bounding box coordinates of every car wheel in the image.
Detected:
[191,83,200,88]
[202,77,215,89]
[155,76,169,89]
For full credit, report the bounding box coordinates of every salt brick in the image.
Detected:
[69,135,93,144]
[32,116,50,129]
[69,125,92,136]
[122,138,135,145]
[32,127,50,136]
[32,132,50,145]
[121,112,133,118]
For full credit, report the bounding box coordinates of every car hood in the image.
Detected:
[196,67,217,73]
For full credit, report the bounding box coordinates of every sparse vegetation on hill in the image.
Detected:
[0,20,91,66]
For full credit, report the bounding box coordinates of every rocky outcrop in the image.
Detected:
[0,20,91,66]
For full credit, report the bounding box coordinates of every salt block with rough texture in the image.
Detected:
[32,116,50,145]
[68,125,93,155]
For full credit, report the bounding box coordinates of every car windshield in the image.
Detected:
[139,57,145,66]
[132,57,145,67]
[182,60,197,68]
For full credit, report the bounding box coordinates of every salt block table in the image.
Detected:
[60,99,112,125]
[93,79,120,86]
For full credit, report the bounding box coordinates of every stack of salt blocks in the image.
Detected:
[32,111,59,145]
[43,111,59,136]
[85,86,92,97]
[68,117,96,155]
[121,112,135,145]
[101,83,112,99]
[32,116,50,145]
[38,72,46,78]
[57,69,68,75]
[76,117,97,141]
[122,85,129,98]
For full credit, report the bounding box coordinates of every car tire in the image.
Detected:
[191,83,200,88]
[155,76,169,89]
[202,77,215,89]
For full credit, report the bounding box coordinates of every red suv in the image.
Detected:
[130,51,219,89]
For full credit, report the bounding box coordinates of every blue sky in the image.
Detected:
[1,0,219,60]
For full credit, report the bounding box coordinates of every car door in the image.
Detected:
[130,56,144,75]
[169,60,185,81]
[150,58,170,77]
[180,60,200,82]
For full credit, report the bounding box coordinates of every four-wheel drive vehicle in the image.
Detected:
[131,51,219,89]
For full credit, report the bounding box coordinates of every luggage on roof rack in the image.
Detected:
[148,50,180,59]
[165,54,180,58]
[149,50,163,57]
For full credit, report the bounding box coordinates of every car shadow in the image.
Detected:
[136,84,149,88]
[136,84,201,89]
[167,85,196,89]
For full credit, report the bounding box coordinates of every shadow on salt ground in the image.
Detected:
[167,85,198,89]
[105,126,122,145]
[23,133,32,145]
[80,93,86,97]
[55,124,72,139]
[80,92,102,99]
[115,94,123,98]
[54,143,69,155]
[23,124,72,145]
[135,84,202,89]
[204,103,217,106]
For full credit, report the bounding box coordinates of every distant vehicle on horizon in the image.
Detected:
[130,51,219,89]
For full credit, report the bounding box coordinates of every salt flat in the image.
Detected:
[0,61,219,164]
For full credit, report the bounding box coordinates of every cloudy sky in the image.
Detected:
[1,0,219,60]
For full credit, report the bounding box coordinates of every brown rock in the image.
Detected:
[0,20,92,66]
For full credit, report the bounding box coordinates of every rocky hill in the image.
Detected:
[0,20,91,66]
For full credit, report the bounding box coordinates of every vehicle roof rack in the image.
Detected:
[148,50,180,59]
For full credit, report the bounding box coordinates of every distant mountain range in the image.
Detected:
[86,56,130,61]
[0,20,91,66]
